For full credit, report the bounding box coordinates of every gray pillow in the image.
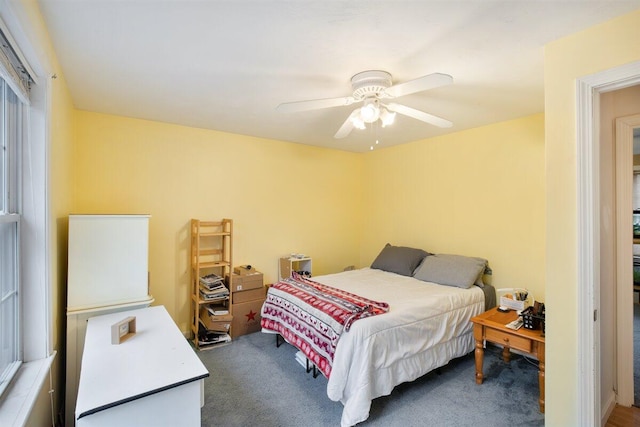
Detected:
[370,244,429,277]
[413,254,488,289]
[475,272,485,288]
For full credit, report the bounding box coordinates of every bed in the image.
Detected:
[261,245,496,427]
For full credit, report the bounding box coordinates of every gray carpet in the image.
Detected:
[197,331,544,426]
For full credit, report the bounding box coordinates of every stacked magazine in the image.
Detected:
[205,305,229,316]
[199,273,229,302]
[197,322,231,347]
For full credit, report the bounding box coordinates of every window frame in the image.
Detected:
[0,77,24,397]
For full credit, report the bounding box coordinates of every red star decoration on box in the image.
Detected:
[245,310,257,322]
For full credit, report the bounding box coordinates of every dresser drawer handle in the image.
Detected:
[503,337,509,343]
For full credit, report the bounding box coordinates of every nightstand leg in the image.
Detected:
[473,324,484,384]
[502,345,511,363]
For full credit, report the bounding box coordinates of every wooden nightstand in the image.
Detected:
[470,307,545,413]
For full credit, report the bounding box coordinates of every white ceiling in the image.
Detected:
[37,1,640,153]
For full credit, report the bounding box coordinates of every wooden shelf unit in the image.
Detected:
[190,218,233,350]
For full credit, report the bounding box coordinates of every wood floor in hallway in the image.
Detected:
[605,405,640,426]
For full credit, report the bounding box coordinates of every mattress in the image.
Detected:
[303,267,486,426]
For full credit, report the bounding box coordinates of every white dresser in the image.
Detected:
[75,306,208,427]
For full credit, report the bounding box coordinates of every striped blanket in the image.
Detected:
[260,273,389,378]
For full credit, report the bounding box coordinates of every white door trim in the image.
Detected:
[616,114,640,406]
[576,60,640,426]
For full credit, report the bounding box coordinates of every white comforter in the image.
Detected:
[312,268,484,427]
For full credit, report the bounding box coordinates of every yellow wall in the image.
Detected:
[46,73,76,427]
[73,111,546,335]
[73,111,363,332]
[544,9,640,425]
[360,114,546,299]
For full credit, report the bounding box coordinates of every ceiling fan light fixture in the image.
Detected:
[380,108,396,127]
[278,70,454,141]
[350,109,366,130]
[360,99,380,123]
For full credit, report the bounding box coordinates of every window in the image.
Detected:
[0,79,24,397]
[0,8,53,424]
[0,25,30,397]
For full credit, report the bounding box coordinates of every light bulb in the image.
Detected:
[380,108,396,127]
[351,115,366,130]
[360,100,380,123]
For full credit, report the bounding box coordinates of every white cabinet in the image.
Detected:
[67,215,152,311]
[75,306,208,427]
[66,214,154,427]
[278,255,312,281]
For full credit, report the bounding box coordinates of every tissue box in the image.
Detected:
[499,296,527,311]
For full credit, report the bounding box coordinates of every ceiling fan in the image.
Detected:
[277,70,453,139]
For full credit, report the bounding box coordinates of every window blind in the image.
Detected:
[0,28,33,103]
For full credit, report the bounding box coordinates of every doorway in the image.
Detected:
[576,61,640,426]
[594,89,640,417]
[616,118,640,408]
[613,111,640,409]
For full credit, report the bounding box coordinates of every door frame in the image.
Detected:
[577,61,640,426]
[615,114,640,406]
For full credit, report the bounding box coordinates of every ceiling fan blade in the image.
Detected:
[277,96,355,113]
[387,103,452,128]
[334,110,359,139]
[384,73,453,98]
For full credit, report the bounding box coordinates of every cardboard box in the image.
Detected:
[231,298,265,338]
[234,265,257,275]
[199,307,233,333]
[233,286,266,304]
[227,272,263,292]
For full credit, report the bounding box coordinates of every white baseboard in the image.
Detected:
[601,391,616,427]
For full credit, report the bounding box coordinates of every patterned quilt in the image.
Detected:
[260,273,389,378]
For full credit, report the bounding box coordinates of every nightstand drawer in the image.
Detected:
[485,328,532,353]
